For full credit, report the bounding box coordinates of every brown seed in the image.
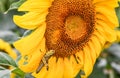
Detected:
[45,0,95,57]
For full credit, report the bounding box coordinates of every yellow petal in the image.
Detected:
[14,12,47,29]
[63,57,74,78]
[18,50,44,72]
[90,35,103,58]
[10,73,16,78]
[75,51,84,66]
[55,58,64,78]
[64,55,82,78]
[87,41,97,65]
[93,0,106,4]
[14,23,46,55]
[82,46,93,77]
[96,20,117,42]
[93,30,106,46]
[96,14,117,29]
[32,57,58,78]
[44,57,56,78]
[18,0,52,12]
[94,30,112,49]
[70,55,82,77]
[93,0,118,8]
[32,66,47,78]
[18,38,46,72]
[81,34,105,77]
[32,57,64,78]
[96,6,119,27]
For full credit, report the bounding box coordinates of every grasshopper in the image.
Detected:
[36,50,55,73]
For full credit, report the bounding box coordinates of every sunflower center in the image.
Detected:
[65,15,86,40]
[45,0,95,57]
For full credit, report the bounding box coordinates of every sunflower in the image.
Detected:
[13,0,119,78]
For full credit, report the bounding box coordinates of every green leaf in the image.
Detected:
[12,68,25,78]
[76,74,81,78]
[5,0,26,14]
[0,0,8,12]
[89,64,107,78]
[0,0,16,13]
[75,70,85,78]
[115,2,120,27]
[9,0,16,3]
[0,52,18,67]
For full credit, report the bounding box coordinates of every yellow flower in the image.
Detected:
[13,0,119,78]
[0,39,16,59]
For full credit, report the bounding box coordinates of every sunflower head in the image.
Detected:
[13,0,119,77]
[45,0,96,57]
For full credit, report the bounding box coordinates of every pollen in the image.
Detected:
[45,0,95,57]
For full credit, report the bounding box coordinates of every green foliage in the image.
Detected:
[5,0,26,14]
[89,63,108,78]
[0,0,15,13]
[0,52,26,78]
[0,0,9,13]
[0,0,26,13]
[0,52,18,67]
[12,68,25,78]
[116,2,120,27]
